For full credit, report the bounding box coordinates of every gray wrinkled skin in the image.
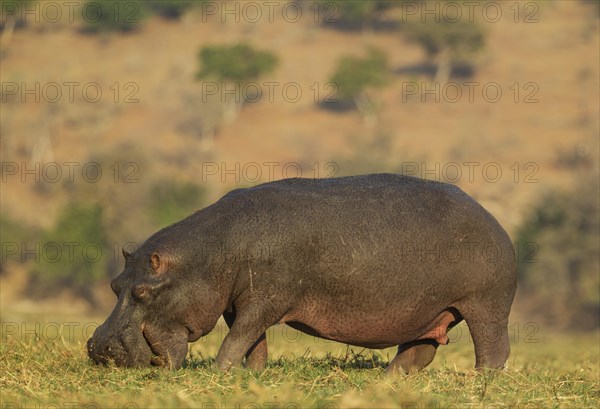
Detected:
[88,174,517,373]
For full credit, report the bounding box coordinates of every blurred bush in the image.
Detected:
[334,132,401,176]
[554,145,593,170]
[81,0,144,33]
[0,213,39,275]
[0,212,37,246]
[149,180,206,228]
[516,176,600,330]
[30,202,108,305]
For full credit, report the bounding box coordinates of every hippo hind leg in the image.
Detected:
[223,310,268,371]
[456,298,511,370]
[464,312,510,369]
[386,340,439,375]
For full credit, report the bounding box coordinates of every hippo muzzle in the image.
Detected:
[87,321,190,369]
[87,321,154,367]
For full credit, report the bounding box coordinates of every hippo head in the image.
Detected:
[87,248,222,369]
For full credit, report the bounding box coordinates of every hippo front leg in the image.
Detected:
[223,311,268,371]
[216,305,278,372]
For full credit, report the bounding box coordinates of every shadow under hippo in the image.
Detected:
[88,173,517,374]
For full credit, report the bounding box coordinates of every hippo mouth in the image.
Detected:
[142,325,169,367]
[140,323,190,369]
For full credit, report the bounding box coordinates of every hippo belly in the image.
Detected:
[283,304,461,349]
[280,262,465,348]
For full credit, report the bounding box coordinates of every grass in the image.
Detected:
[0,316,598,409]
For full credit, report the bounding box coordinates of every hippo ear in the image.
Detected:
[150,252,168,274]
[149,252,174,275]
[122,249,131,260]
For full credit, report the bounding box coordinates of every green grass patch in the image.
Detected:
[1,316,598,408]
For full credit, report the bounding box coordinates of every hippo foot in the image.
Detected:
[222,311,268,371]
[243,333,268,371]
[386,340,439,375]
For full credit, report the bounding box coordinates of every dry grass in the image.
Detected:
[1,314,598,408]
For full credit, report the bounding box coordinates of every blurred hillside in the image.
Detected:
[0,1,599,328]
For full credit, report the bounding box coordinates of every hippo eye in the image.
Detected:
[131,285,149,301]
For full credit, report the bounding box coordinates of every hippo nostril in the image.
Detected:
[103,344,112,356]
[87,338,95,354]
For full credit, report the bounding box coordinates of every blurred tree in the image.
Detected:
[0,0,33,28]
[516,176,600,330]
[402,10,485,84]
[196,43,278,123]
[329,47,389,125]
[81,0,144,33]
[197,43,278,84]
[142,0,197,19]
[321,0,398,30]
[0,0,34,54]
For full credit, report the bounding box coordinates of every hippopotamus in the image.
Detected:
[88,173,516,373]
